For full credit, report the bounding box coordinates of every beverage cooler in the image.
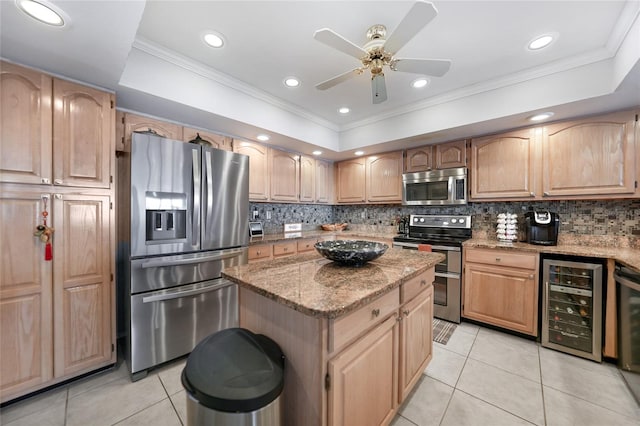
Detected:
[541,258,603,362]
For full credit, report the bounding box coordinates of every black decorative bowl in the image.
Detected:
[314,240,388,267]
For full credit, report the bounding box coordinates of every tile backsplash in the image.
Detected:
[252,199,640,241]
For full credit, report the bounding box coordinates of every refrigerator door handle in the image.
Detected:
[142,279,234,304]
[191,148,201,247]
[140,249,246,269]
[205,149,213,230]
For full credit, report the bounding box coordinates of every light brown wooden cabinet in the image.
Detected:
[182,127,232,151]
[234,141,270,201]
[470,128,539,200]
[336,151,402,204]
[240,267,434,426]
[270,148,300,202]
[248,237,321,263]
[315,159,332,204]
[366,151,403,203]
[470,110,637,201]
[540,110,636,197]
[0,191,114,402]
[1,62,114,189]
[116,111,182,152]
[463,248,539,336]
[405,140,467,172]
[300,155,315,203]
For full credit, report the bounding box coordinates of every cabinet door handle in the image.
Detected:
[54,194,62,200]
[420,280,427,286]
[371,308,380,318]
[256,250,261,255]
[543,191,550,196]
[403,310,410,316]
[495,257,501,262]
[41,178,50,184]
[54,179,63,185]
[283,247,288,251]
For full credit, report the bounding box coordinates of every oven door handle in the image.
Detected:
[435,272,460,279]
[142,280,233,303]
[140,249,245,269]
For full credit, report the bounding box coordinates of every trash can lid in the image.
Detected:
[181,328,284,413]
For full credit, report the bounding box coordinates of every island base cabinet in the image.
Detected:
[328,315,398,426]
[399,285,433,402]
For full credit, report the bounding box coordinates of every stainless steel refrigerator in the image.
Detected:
[541,257,603,362]
[123,132,249,379]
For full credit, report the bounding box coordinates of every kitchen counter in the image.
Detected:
[222,248,444,318]
[463,238,640,271]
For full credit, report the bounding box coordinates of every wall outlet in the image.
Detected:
[361,211,366,219]
[252,210,259,220]
[266,211,272,220]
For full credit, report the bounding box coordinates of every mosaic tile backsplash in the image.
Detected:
[251,199,640,242]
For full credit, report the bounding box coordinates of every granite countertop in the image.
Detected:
[463,239,640,271]
[222,248,445,319]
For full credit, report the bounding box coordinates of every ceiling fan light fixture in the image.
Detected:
[528,34,556,50]
[256,134,270,142]
[529,112,554,122]
[412,78,429,89]
[16,0,67,27]
[338,107,350,114]
[203,31,225,48]
[284,77,300,88]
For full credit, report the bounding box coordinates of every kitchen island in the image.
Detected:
[222,248,444,426]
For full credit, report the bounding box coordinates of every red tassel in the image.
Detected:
[45,242,52,261]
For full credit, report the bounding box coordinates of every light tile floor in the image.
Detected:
[2,322,639,426]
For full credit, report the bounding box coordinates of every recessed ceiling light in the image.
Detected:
[338,107,350,114]
[203,31,225,48]
[354,150,364,156]
[529,112,554,122]
[284,77,300,88]
[412,78,429,89]
[312,150,322,156]
[256,134,270,142]
[528,34,555,50]
[17,0,66,26]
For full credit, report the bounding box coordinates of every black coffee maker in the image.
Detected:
[524,211,559,245]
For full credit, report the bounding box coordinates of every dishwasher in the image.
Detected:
[615,264,640,404]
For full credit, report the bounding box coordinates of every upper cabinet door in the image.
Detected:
[366,151,403,203]
[405,146,433,172]
[52,79,113,188]
[470,128,539,200]
[336,158,366,203]
[541,111,636,197]
[435,140,467,169]
[299,155,315,203]
[183,127,231,151]
[0,61,53,185]
[315,159,332,203]
[234,141,269,201]
[121,112,182,152]
[270,148,299,202]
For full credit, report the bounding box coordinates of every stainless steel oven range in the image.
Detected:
[392,215,472,323]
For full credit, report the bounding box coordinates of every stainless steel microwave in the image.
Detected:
[402,167,467,205]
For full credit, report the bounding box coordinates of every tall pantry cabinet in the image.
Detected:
[0,61,116,403]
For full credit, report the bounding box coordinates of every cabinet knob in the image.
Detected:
[543,191,550,196]
[529,274,534,279]
[41,178,50,184]
[54,179,63,185]
[54,194,62,199]
[495,257,501,262]
[403,310,410,316]
[284,247,288,251]
[420,280,427,286]
[530,192,535,197]
[371,308,380,318]
[256,250,261,255]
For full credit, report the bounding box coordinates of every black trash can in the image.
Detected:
[181,328,285,426]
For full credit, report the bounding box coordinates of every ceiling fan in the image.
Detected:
[313,0,451,104]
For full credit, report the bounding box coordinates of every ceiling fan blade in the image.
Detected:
[384,1,438,54]
[392,58,451,77]
[372,74,387,104]
[316,68,363,90]
[314,28,368,60]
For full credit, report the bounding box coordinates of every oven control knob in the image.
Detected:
[419,217,425,223]
[451,218,457,223]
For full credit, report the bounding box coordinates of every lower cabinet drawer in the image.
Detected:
[297,238,317,253]
[465,248,537,270]
[329,287,400,354]
[248,244,272,261]
[401,269,435,304]
[273,241,296,257]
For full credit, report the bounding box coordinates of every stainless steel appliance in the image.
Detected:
[392,215,472,323]
[402,167,467,206]
[541,257,603,362]
[524,211,560,245]
[123,132,249,380]
[615,264,640,404]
